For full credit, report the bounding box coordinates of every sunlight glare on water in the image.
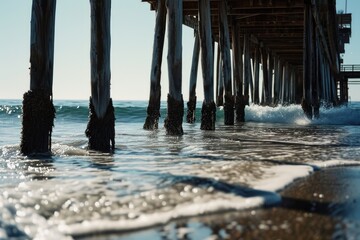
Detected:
[0,100,359,239]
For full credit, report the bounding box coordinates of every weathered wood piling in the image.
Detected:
[164,0,184,135]
[186,31,200,124]
[216,45,224,107]
[144,0,167,130]
[219,0,234,125]
[19,0,353,150]
[21,0,56,155]
[142,0,351,128]
[85,0,115,152]
[199,0,216,130]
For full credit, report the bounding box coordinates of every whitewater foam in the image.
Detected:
[246,104,360,126]
[0,100,359,239]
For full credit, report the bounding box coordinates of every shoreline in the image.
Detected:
[81,166,360,240]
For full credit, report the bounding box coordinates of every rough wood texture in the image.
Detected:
[21,0,56,155]
[200,101,216,131]
[253,46,260,105]
[143,0,346,109]
[199,0,214,104]
[144,0,167,130]
[21,90,55,155]
[30,0,56,94]
[219,0,233,125]
[216,46,224,107]
[188,31,200,101]
[87,0,115,151]
[199,0,216,130]
[302,2,313,118]
[165,0,183,135]
[167,0,182,101]
[164,94,184,135]
[186,31,200,124]
[90,0,111,119]
[85,97,115,152]
[261,48,270,105]
[186,96,197,123]
[235,95,249,123]
[273,56,281,105]
[231,21,243,98]
[243,34,251,98]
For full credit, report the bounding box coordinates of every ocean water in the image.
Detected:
[0,99,359,239]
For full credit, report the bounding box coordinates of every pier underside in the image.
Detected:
[143,0,351,117]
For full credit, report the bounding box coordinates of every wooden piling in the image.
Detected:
[268,52,274,103]
[243,34,251,98]
[216,44,224,107]
[21,0,56,155]
[244,34,254,105]
[280,63,286,104]
[232,21,243,99]
[232,22,247,122]
[219,0,234,125]
[330,69,337,105]
[290,67,296,103]
[186,30,200,124]
[199,0,216,130]
[142,0,349,122]
[86,0,115,152]
[144,0,167,130]
[261,47,270,105]
[164,0,184,135]
[273,56,281,105]
[253,46,260,105]
[283,62,291,103]
[313,25,320,118]
[302,1,313,119]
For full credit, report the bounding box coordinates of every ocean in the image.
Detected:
[0,99,359,239]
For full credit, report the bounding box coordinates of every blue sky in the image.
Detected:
[0,1,359,101]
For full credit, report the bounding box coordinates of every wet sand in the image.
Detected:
[81,166,360,240]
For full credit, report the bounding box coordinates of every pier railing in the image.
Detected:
[340,64,360,86]
[340,64,360,72]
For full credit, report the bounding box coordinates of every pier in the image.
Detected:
[142,0,353,129]
[20,0,354,155]
[338,64,360,103]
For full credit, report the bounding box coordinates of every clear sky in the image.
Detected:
[0,0,359,101]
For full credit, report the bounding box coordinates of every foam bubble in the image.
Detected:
[252,165,314,192]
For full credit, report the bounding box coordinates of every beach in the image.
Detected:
[0,100,359,239]
[79,166,360,240]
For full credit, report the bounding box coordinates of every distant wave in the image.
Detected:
[246,103,360,126]
[1,100,359,125]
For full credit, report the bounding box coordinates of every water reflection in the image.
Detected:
[23,156,55,181]
[88,152,115,171]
